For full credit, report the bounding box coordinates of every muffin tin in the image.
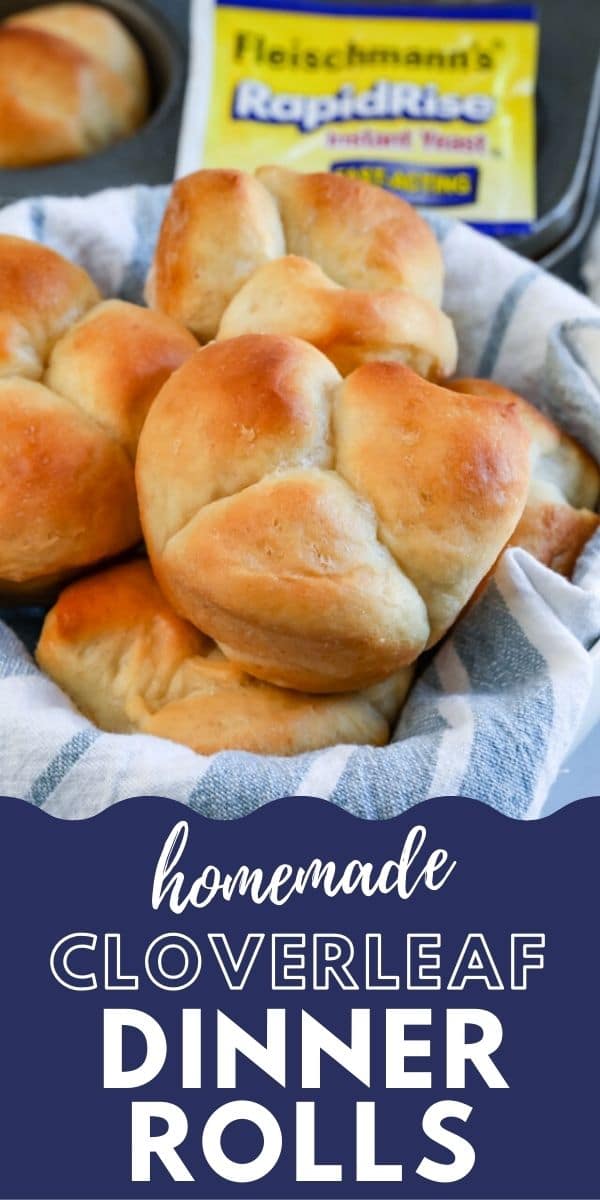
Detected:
[0,0,189,201]
[511,0,600,270]
[0,0,598,265]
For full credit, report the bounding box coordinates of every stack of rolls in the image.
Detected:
[0,165,595,757]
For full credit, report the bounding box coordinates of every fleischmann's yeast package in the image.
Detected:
[179,0,539,235]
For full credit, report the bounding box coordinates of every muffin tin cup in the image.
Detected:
[0,0,189,201]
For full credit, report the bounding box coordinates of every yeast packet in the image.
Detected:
[178,0,539,236]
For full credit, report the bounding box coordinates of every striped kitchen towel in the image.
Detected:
[1,186,600,820]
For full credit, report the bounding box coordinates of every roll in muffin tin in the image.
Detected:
[0,0,189,200]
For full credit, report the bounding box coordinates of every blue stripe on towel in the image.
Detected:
[0,625,37,680]
[453,585,551,816]
[331,696,448,818]
[0,656,36,680]
[119,186,168,303]
[29,200,46,243]
[477,268,538,376]
[188,752,310,818]
[26,729,100,808]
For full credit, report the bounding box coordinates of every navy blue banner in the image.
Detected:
[0,794,597,1200]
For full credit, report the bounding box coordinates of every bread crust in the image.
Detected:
[46,299,197,457]
[37,560,414,755]
[0,378,140,587]
[137,336,531,691]
[146,165,449,353]
[256,165,444,305]
[0,242,198,597]
[452,378,600,576]
[0,235,101,378]
[146,169,286,341]
[218,254,457,379]
[0,4,149,167]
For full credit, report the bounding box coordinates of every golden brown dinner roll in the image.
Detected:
[257,164,444,306]
[453,378,600,576]
[146,166,449,349]
[146,169,285,341]
[137,336,531,692]
[0,283,197,598]
[0,234,100,379]
[218,255,457,379]
[46,299,198,457]
[37,560,414,756]
[0,3,149,167]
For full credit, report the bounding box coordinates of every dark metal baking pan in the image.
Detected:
[0,0,190,202]
[507,0,600,263]
[0,0,598,268]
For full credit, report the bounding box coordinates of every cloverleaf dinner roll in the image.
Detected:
[0,3,149,167]
[0,240,197,598]
[217,254,457,378]
[136,334,531,693]
[453,378,600,576]
[146,166,450,366]
[37,560,414,756]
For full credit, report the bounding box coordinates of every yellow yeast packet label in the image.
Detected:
[180,0,539,236]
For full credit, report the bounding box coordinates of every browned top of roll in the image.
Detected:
[146,169,286,342]
[257,164,444,305]
[46,299,198,457]
[0,377,140,593]
[0,3,149,167]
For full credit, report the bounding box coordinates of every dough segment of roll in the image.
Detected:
[37,560,414,756]
[137,335,531,691]
[335,365,532,646]
[0,235,101,379]
[7,3,148,104]
[158,467,430,693]
[145,169,286,341]
[45,299,198,457]
[218,254,457,379]
[256,164,444,306]
[0,4,149,167]
[452,378,600,576]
